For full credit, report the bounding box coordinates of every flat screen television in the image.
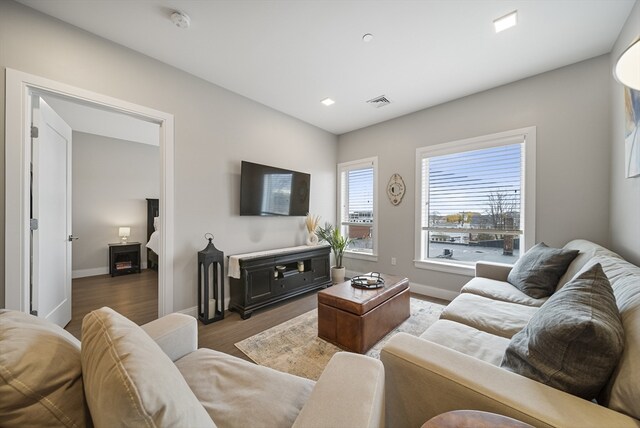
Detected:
[240,161,310,216]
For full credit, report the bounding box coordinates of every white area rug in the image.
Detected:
[235,297,445,380]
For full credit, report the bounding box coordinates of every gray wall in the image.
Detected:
[610,1,640,266]
[338,55,612,296]
[72,132,160,275]
[0,1,337,310]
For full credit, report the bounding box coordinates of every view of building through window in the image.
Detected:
[340,163,375,254]
[420,142,524,265]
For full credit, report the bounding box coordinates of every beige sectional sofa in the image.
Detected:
[1,307,385,427]
[382,239,640,428]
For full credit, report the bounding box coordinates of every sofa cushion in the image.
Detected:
[0,310,89,428]
[440,293,538,338]
[81,307,214,428]
[420,319,510,366]
[176,348,314,428]
[507,242,579,298]
[578,255,640,419]
[556,239,623,291]
[603,273,640,420]
[500,264,624,400]
[461,277,548,307]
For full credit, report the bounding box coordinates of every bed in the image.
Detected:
[146,198,159,270]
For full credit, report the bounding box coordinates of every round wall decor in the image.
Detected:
[387,173,405,206]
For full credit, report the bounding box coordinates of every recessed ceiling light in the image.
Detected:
[321,98,335,106]
[362,33,374,42]
[170,11,191,29]
[493,10,517,33]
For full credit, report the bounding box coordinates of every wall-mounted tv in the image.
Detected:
[240,161,310,216]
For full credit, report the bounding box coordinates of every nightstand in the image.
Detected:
[109,242,141,277]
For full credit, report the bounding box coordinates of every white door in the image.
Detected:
[31,96,73,327]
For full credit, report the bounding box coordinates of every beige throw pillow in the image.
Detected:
[0,309,89,428]
[81,307,215,428]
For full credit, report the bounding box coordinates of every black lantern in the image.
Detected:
[197,233,224,324]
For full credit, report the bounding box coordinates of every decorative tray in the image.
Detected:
[351,272,385,289]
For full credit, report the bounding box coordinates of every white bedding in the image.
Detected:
[146,230,159,254]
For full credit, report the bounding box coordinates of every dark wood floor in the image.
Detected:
[66,272,447,364]
[200,292,319,361]
[65,269,158,339]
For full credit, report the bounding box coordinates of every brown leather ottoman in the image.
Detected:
[317,273,410,353]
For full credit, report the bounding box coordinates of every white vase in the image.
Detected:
[306,232,319,246]
[331,266,346,284]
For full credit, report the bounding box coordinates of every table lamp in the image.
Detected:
[119,227,130,244]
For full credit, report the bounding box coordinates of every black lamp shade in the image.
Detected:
[197,236,224,324]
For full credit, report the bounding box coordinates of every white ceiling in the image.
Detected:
[42,95,160,146]
[18,0,636,135]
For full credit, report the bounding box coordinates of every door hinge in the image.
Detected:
[31,125,39,138]
[30,310,38,316]
[30,218,39,231]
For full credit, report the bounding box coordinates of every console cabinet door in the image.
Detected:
[245,267,277,304]
[311,256,330,282]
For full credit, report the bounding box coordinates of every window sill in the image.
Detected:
[344,251,378,262]
[414,259,475,277]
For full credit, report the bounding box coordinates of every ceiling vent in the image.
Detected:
[366,95,391,108]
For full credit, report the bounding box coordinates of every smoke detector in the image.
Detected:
[170,11,191,29]
[366,95,391,108]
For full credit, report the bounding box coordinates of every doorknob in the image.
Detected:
[68,235,79,242]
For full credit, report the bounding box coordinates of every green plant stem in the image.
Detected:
[316,223,353,268]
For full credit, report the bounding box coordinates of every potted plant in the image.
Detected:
[316,223,353,284]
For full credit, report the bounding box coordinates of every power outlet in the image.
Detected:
[391,257,397,266]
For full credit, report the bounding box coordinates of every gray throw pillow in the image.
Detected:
[500,263,624,400]
[507,242,579,298]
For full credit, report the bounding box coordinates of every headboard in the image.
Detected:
[146,198,159,269]
[146,198,159,242]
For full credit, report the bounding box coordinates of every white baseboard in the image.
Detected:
[408,282,458,302]
[72,267,109,279]
[178,306,198,317]
[178,298,231,317]
[346,269,458,302]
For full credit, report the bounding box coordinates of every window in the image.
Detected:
[338,157,378,260]
[415,127,535,273]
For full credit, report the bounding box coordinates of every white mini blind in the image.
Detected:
[421,142,524,235]
[338,157,377,257]
[341,167,374,223]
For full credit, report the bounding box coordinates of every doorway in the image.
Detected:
[43,94,161,333]
[5,68,175,319]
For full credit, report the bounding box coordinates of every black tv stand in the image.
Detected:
[229,246,331,319]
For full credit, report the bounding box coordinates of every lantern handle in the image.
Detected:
[204,232,214,243]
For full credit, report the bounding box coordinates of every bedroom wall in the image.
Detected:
[609,0,640,266]
[338,55,612,298]
[72,132,160,277]
[0,1,337,311]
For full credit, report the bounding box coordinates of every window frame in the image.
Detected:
[414,127,536,275]
[337,156,378,262]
